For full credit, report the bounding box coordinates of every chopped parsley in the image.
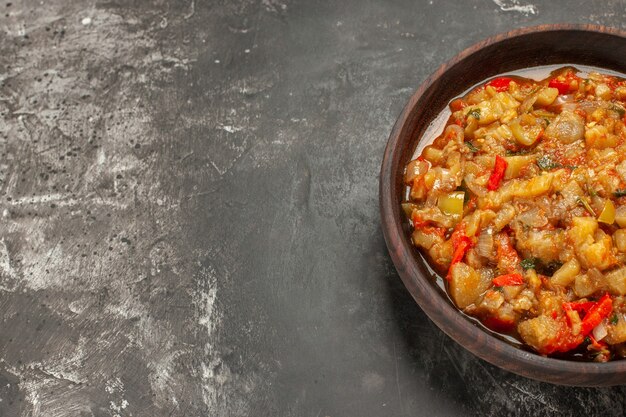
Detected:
[465,141,479,152]
[611,314,619,325]
[537,155,561,171]
[520,258,537,270]
[614,189,626,197]
[506,148,530,156]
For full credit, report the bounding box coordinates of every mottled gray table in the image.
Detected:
[1,0,625,416]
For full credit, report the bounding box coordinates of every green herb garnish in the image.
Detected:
[577,197,596,216]
[537,155,562,171]
[506,148,530,156]
[614,189,626,197]
[520,258,537,270]
[465,141,479,152]
[611,314,619,325]
[468,108,481,120]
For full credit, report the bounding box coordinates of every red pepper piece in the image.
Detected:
[548,78,571,95]
[562,301,595,315]
[580,293,613,336]
[492,273,524,287]
[449,238,470,267]
[486,155,507,191]
[548,72,579,95]
[446,225,471,280]
[486,77,513,92]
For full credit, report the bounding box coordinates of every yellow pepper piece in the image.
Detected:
[438,191,465,216]
[598,200,616,224]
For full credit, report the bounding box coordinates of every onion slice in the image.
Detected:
[592,322,608,341]
[477,229,494,258]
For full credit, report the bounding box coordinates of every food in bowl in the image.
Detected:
[403,66,626,361]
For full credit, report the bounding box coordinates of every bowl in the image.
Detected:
[379,24,626,386]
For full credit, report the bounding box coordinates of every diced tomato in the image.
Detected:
[486,77,513,92]
[492,273,524,287]
[486,155,507,191]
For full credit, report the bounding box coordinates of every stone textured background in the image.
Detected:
[0,0,625,416]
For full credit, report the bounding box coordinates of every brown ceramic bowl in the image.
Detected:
[380,24,626,386]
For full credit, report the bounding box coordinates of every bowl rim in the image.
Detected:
[380,23,626,385]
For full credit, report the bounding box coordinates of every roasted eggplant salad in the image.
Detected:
[403,67,626,361]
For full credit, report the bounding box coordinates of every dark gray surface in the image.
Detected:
[1,0,626,416]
